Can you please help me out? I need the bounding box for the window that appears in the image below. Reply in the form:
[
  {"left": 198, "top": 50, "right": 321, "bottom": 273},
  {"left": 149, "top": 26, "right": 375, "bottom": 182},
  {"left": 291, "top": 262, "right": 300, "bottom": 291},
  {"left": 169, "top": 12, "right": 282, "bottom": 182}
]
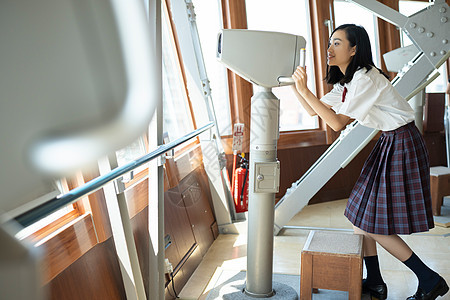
[
  {"left": 15, "top": 177, "right": 85, "bottom": 242},
  {"left": 15, "top": 197, "right": 74, "bottom": 241},
  {"left": 399, "top": 1, "right": 448, "bottom": 93},
  {"left": 193, "top": 0, "right": 232, "bottom": 136},
  {"left": 333, "top": 0, "right": 380, "bottom": 67},
  {"left": 116, "top": 136, "right": 148, "bottom": 177},
  {"left": 162, "top": 3, "right": 195, "bottom": 143},
  {"left": 245, "top": 0, "right": 319, "bottom": 131}
]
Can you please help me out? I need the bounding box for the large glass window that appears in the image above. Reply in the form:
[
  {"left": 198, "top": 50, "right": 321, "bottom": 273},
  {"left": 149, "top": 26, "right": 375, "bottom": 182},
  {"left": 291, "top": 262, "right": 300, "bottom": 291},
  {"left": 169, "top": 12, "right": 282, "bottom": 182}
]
[
  {"left": 116, "top": 136, "right": 148, "bottom": 176},
  {"left": 333, "top": 0, "right": 380, "bottom": 67},
  {"left": 245, "top": 0, "right": 318, "bottom": 131},
  {"left": 162, "top": 4, "right": 195, "bottom": 142},
  {"left": 15, "top": 200, "right": 74, "bottom": 240},
  {"left": 193, "top": 0, "right": 232, "bottom": 136},
  {"left": 15, "top": 177, "right": 81, "bottom": 241},
  {"left": 399, "top": 1, "right": 447, "bottom": 93}
]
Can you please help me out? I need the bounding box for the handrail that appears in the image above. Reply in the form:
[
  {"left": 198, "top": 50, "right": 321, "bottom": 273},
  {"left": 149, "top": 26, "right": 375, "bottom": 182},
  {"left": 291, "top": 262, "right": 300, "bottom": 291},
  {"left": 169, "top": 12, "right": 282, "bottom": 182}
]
[{"left": 15, "top": 122, "right": 215, "bottom": 227}]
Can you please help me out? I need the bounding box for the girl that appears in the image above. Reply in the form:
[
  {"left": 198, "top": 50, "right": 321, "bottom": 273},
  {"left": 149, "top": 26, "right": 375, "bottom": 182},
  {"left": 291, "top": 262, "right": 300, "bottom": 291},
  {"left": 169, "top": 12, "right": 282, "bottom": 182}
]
[{"left": 292, "top": 24, "right": 448, "bottom": 300}]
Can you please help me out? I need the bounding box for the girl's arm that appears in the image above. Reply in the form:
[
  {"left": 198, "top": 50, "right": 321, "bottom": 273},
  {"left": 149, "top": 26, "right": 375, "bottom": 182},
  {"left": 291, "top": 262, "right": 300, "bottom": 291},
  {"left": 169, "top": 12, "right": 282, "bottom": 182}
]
[
  {"left": 300, "top": 89, "right": 350, "bottom": 131},
  {"left": 290, "top": 85, "right": 317, "bottom": 116},
  {"left": 292, "top": 66, "right": 350, "bottom": 131}
]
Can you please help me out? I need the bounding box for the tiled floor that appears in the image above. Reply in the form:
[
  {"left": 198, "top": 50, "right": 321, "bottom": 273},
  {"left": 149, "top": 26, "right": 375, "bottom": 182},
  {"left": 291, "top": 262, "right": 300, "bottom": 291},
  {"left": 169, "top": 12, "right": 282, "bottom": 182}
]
[{"left": 178, "top": 199, "right": 450, "bottom": 300}]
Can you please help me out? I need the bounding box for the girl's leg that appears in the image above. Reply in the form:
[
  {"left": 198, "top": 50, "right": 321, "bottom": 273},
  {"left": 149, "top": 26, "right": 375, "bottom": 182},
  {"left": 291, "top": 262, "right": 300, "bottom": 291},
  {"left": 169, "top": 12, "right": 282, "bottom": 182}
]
[
  {"left": 361, "top": 230, "right": 412, "bottom": 261},
  {"left": 354, "top": 226, "right": 378, "bottom": 256},
  {"left": 357, "top": 227, "right": 446, "bottom": 297},
  {"left": 353, "top": 226, "right": 385, "bottom": 288}
]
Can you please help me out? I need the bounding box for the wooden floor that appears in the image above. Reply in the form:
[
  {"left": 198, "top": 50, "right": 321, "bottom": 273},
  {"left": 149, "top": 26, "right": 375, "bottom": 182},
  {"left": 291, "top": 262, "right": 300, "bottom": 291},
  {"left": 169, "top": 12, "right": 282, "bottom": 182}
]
[{"left": 178, "top": 199, "right": 450, "bottom": 300}]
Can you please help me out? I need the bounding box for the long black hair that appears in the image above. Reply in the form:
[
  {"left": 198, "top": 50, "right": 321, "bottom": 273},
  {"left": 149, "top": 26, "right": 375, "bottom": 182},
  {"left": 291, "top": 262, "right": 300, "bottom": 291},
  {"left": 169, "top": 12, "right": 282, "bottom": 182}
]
[{"left": 325, "top": 24, "right": 388, "bottom": 85}]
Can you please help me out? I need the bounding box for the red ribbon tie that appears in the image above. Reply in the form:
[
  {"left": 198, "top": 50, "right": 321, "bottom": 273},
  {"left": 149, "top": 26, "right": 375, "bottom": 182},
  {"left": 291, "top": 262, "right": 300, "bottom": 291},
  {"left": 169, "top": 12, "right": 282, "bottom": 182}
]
[{"left": 342, "top": 86, "right": 347, "bottom": 103}]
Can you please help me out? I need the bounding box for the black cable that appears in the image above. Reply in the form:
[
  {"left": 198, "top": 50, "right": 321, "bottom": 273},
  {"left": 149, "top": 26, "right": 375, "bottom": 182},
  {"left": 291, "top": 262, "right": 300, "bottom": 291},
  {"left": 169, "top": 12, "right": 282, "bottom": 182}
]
[
  {"left": 240, "top": 167, "right": 249, "bottom": 204},
  {"left": 170, "top": 272, "right": 179, "bottom": 299},
  {"left": 167, "top": 286, "right": 176, "bottom": 299},
  {"left": 239, "top": 156, "right": 249, "bottom": 206}
]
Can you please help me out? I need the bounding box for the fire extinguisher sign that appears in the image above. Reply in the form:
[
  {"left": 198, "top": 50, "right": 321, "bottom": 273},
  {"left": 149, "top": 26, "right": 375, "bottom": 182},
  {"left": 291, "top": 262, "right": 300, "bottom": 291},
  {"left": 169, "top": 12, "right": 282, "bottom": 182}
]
[{"left": 232, "top": 123, "right": 244, "bottom": 153}]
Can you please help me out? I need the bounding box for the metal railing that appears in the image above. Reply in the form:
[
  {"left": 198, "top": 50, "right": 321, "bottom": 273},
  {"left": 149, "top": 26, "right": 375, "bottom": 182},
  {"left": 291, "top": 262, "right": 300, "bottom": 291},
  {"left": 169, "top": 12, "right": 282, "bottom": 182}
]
[{"left": 15, "top": 122, "right": 215, "bottom": 227}]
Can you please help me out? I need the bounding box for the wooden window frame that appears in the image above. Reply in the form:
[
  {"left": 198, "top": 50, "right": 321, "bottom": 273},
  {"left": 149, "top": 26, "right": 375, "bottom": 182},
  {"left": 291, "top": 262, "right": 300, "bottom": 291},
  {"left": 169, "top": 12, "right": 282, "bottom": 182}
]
[
  {"left": 22, "top": 176, "right": 89, "bottom": 247},
  {"left": 221, "top": 0, "right": 253, "bottom": 153},
  {"left": 162, "top": 0, "right": 218, "bottom": 188},
  {"left": 164, "top": 0, "right": 197, "bottom": 131},
  {"left": 220, "top": 0, "right": 333, "bottom": 152},
  {"left": 26, "top": 146, "right": 153, "bottom": 285},
  {"left": 23, "top": 171, "right": 111, "bottom": 284},
  {"left": 220, "top": 0, "right": 407, "bottom": 152},
  {"left": 376, "top": 0, "right": 401, "bottom": 80}
]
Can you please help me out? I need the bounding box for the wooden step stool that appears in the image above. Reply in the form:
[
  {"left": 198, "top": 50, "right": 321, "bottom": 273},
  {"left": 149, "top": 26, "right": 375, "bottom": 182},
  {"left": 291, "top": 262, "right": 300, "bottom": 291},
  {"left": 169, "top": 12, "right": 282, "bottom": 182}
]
[
  {"left": 430, "top": 166, "right": 450, "bottom": 216},
  {"left": 300, "top": 231, "right": 363, "bottom": 300}
]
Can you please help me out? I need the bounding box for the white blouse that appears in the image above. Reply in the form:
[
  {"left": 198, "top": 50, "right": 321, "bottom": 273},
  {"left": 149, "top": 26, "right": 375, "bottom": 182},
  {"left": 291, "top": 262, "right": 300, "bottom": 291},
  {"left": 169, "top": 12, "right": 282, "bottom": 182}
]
[{"left": 321, "top": 67, "right": 415, "bottom": 131}]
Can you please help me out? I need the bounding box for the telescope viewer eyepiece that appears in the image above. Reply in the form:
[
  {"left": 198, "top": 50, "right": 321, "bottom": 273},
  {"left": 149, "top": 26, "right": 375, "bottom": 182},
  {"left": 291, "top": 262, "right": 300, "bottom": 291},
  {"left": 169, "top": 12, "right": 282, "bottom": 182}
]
[{"left": 217, "top": 29, "right": 306, "bottom": 88}]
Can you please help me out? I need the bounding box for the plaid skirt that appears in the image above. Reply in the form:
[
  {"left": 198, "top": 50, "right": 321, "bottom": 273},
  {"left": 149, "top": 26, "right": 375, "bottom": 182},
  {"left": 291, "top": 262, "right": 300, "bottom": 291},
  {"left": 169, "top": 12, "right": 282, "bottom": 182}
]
[{"left": 344, "top": 122, "right": 434, "bottom": 235}]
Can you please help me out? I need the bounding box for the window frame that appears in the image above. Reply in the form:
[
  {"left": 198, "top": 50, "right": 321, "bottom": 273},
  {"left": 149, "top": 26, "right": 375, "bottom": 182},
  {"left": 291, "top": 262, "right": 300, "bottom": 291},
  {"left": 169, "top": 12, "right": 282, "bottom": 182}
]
[
  {"left": 221, "top": 0, "right": 331, "bottom": 151},
  {"left": 220, "top": 0, "right": 404, "bottom": 150},
  {"left": 18, "top": 176, "right": 87, "bottom": 244},
  {"left": 164, "top": 0, "right": 204, "bottom": 159},
  {"left": 20, "top": 174, "right": 102, "bottom": 284}
]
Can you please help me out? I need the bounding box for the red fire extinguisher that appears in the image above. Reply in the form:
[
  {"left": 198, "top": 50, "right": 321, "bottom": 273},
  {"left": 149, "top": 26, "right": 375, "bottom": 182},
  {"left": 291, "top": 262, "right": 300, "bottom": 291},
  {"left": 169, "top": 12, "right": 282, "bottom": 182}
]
[{"left": 233, "top": 154, "right": 249, "bottom": 213}]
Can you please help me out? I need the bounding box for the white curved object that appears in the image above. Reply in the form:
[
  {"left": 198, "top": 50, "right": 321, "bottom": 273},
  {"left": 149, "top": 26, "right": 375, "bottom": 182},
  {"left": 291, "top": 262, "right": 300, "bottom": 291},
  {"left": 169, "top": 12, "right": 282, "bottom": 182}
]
[
  {"left": 0, "top": 0, "right": 157, "bottom": 216},
  {"left": 29, "top": 0, "right": 157, "bottom": 175}
]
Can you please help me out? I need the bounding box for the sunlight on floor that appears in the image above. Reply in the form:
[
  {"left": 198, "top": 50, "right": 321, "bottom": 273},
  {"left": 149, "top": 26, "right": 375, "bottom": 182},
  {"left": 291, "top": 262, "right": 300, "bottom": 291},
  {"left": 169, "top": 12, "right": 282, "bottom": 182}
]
[{"left": 178, "top": 199, "right": 450, "bottom": 300}]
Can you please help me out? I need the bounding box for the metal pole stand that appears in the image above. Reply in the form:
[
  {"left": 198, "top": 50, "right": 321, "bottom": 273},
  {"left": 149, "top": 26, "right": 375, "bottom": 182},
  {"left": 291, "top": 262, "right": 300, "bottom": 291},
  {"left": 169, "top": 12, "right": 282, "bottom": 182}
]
[
  {"left": 205, "top": 87, "right": 298, "bottom": 299},
  {"left": 206, "top": 85, "right": 300, "bottom": 300},
  {"left": 243, "top": 86, "right": 297, "bottom": 299}
]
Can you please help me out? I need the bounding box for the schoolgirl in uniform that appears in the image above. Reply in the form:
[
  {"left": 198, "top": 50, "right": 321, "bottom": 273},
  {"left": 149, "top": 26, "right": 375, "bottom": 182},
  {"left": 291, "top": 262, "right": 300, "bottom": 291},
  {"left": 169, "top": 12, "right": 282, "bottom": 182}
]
[{"left": 291, "top": 24, "right": 449, "bottom": 300}]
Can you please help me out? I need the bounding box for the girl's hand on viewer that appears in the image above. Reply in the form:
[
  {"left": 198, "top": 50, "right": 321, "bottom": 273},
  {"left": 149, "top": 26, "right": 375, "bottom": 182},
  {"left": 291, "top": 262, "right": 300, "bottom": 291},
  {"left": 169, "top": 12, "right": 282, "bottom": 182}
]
[{"left": 292, "top": 66, "right": 308, "bottom": 96}]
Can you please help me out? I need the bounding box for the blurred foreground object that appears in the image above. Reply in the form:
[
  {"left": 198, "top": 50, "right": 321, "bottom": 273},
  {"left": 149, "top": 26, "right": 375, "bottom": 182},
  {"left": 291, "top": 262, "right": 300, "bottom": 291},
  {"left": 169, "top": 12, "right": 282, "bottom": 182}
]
[{"left": 0, "top": 0, "right": 157, "bottom": 217}]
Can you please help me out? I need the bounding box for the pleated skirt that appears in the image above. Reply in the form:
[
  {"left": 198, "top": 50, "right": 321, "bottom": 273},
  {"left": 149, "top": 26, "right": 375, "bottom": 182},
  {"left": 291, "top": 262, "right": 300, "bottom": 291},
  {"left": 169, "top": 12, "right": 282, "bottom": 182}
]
[{"left": 344, "top": 122, "right": 434, "bottom": 235}]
